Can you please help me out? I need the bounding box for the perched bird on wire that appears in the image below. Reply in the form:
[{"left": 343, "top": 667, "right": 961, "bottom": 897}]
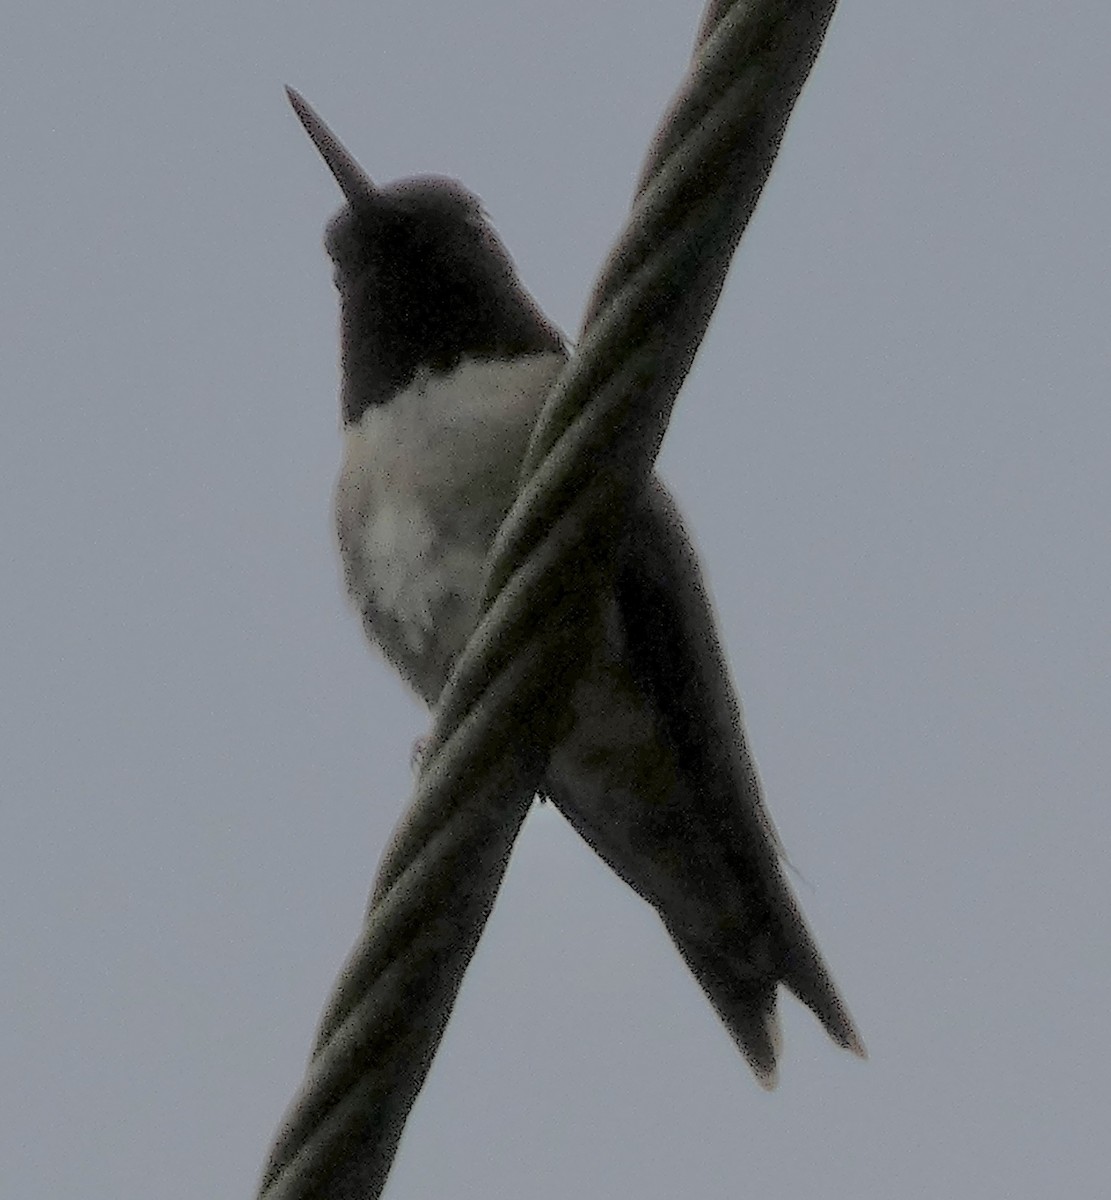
[{"left": 286, "top": 86, "right": 864, "bottom": 1087}]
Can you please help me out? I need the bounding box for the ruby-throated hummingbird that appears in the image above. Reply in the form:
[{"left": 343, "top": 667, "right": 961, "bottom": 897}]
[{"left": 286, "top": 86, "right": 863, "bottom": 1087}]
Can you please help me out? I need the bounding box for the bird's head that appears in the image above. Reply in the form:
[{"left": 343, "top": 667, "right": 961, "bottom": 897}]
[{"left": 287, "top": 87, "right": 563, "bottom": 422}]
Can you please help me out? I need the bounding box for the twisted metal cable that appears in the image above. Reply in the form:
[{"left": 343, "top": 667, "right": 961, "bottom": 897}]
[{"left": 256, "top": 3, "right": 839, "bottom": 1196}]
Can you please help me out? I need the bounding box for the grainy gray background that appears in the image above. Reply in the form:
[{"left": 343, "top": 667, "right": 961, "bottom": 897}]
[{"left": 3, "top": 3, "right": 1109, "bottom": 1196}]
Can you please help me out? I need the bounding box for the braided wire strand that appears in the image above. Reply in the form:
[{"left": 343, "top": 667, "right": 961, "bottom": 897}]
[{"left": 257, "top": 3, "right": 839, "bottom": 1196}]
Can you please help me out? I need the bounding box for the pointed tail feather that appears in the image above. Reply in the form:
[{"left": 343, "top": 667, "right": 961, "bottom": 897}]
[
  {"left": 668, "top": 914, "right": 865, "bottom": 1087},
  {"left": 776, "top": 907, "right": 868, "bottom": 1061},
  {"left": 671, "top": 934, "right": 784, "bottom": 1088}
]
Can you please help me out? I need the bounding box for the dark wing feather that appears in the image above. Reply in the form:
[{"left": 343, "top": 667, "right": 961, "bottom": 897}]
[{"left": 549, "top": 475, "right": 863, "bottom": 1079}]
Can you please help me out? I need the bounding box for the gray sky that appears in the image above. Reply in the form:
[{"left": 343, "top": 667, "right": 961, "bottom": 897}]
[{"left": 3, "top": 2, "right": 1109, "bottom": 1197}]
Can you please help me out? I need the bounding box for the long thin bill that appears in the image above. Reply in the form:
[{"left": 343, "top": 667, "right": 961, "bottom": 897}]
[{"left": 285, "top": 86, "right": 379, "bottom": 212}]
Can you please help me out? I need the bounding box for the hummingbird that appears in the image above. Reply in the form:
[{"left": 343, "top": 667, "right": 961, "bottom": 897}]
[{"left": 286, "top": 86, "right": 864, "bottom": 1087}]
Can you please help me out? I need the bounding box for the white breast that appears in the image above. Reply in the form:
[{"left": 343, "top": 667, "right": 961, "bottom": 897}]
[{"left": 335, "top": 352, "right": 566, "bottom": 700}]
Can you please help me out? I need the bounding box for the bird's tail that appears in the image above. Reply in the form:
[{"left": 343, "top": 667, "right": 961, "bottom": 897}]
[{"left": 665, "top": 904, "right": 866, "bottom": 1088}]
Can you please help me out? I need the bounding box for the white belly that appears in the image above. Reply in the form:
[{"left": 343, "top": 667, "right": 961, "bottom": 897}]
[{"left": 335, "top": 352, "right": 566, "bottom": 700}]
